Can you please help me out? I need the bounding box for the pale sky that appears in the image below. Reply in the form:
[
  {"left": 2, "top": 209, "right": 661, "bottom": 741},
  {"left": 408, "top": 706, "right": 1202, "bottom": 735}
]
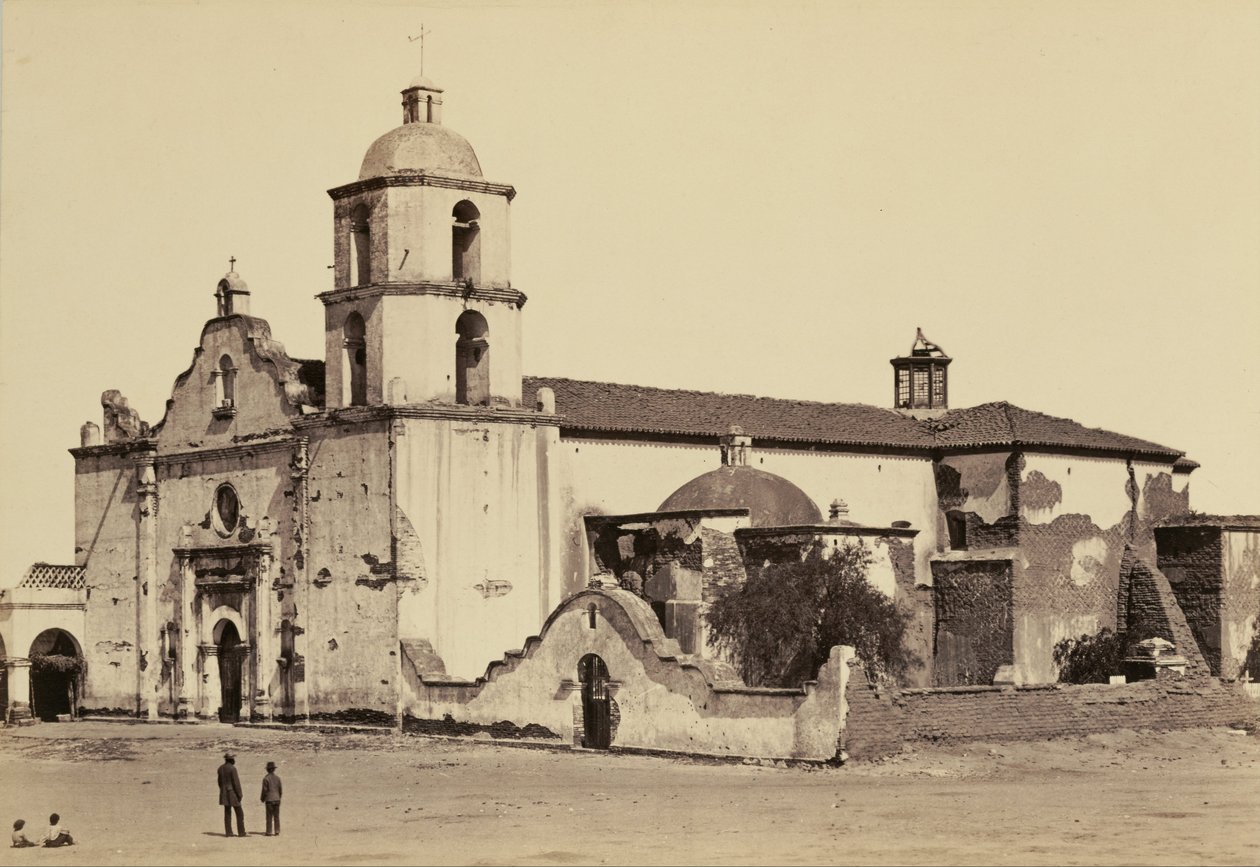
[{"left": 1, "top": 0, "right": 1258, "bottom": 585}]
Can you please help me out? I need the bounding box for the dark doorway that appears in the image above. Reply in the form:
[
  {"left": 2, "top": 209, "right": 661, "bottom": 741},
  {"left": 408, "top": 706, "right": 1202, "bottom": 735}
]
[
  {"left": 217, "top": 621, "right": 244, "bottom": 724},
  {"left": 29, "top": 630, "right": 80, "bottom": 722},
  {"left": 578, "top": 654, "right": 611, "bottom": 750}
]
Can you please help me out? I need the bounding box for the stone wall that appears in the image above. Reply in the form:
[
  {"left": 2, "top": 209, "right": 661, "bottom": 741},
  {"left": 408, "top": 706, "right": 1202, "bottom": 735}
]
[{"left": 843, "top": 662, "right": 1258, "bottom": 761}]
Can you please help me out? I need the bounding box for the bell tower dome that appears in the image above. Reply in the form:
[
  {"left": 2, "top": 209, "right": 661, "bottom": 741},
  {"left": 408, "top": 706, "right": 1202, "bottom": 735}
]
[{"left": 319, "top": 77, "right": 524, "bottom": 409}]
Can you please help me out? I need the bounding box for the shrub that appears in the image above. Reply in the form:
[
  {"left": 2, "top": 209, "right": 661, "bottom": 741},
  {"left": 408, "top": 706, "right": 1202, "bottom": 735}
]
[
  {"left": 706, "top": 541, "right": 918, "bottom": 687},
  {"left": 1052, "top": 629, "right": 1126, "bottom": 684}
]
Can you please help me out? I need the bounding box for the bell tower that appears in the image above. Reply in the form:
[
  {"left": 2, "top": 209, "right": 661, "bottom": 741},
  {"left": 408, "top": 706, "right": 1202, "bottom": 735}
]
[{"left": 320, "top": 77, "right": 524, "bottom": 408}]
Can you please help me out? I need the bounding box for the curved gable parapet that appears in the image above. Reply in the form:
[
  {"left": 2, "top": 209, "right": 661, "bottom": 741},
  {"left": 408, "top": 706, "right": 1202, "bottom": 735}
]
[
  {"left": 436, "top": 587, "right": 780, "bottom": 696},
  {"left": 149, "top": 314, "right": 321, "bottom": 444}
]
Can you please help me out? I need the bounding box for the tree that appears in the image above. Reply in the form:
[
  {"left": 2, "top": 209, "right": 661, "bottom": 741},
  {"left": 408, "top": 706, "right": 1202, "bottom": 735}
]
[{"left": 706, "top": 541, "right": 918, "bottom": 687}]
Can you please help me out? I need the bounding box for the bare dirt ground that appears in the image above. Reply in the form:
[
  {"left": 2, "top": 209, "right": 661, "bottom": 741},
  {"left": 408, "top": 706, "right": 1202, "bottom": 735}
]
[{"left": 1, "top": 721, "right": 1258, "bottom": 866}]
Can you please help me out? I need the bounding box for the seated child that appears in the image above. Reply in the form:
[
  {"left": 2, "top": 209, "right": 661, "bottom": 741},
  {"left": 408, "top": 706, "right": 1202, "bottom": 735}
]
[
  {"left": 43, "top": 813, "right": 74, "bottom": 847},
  {"left": 11, "top": 819, "right": 39, "bottom": 848}
]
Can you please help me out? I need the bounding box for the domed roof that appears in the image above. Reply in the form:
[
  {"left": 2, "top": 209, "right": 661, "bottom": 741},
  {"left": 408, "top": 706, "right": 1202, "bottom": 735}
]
[
  {"left": 359, "top": 123, "right": 482, "bottom": 180},
  {"left": 658, "top": 466, "right": 823, "bottom": 528},
  {"left": 407, "top": 75, "right": 442, "bottom": 91},
  {"left": 217, "top": 270, "right": 248, "bottom": 293}
]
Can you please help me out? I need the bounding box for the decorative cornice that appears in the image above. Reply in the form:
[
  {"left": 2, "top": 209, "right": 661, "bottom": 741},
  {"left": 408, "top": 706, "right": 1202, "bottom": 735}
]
[
  {"left": 154, "top": 437, "right": 301, "bottom": 467},
  {"left": 735, "top": 524, "right": 919, "bottom": 539},
  {"left": 316, "top": 281, "right": 527, "bottom": 308},
  {"left": 0, "top": 602, "right": 87, "bottom": 611},
  {"left": 70, "top": 440, "right": 155, "bottom": 459},
  {"left": 293, "top": 403, "right": 561, "bottom": 430},
  {"left": 328, "top": 173, "right": 516, "bottom": 201},
  {"left": 174, "top": 543, "right": 273, "bottom": 559}
]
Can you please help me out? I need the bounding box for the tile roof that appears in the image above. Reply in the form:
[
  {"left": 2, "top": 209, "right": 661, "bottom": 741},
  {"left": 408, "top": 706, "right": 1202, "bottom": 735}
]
[
  {"left": 523, "top": 376, "right": 930, "bottom": 448},
  {"left": 926, "top": 402, "right": 1182, "bottom": 458},
  {"left": 522, "top": 377, "right": 1184, "bottom": 460},
  {"left": 19, "top": 563, "right": 86, "bottom": 590}
]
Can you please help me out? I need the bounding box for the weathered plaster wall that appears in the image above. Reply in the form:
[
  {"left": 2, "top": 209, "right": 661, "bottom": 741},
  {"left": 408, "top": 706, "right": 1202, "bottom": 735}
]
[
  {"left": 151, "top": 449, "right": 295, "bottom": 717},
  {"left": 555, "top": 438, "right": 938, "bottom": 597},
  {"left": 556, "top": 438, "right": 717, "bottom": 595},
  {"left": 1013, "top": 455, "right": 1187, "bottom": 684},
  {"left": 931, "top": 558, "right": 1014, "bottom": 686},
  {"left": 1222, "top": 530, "right": 1260, "bottom": 680},
  {"left": 395, "top": 416, "right": 555, "bottom": 681},
  {"left": 735, "top": 531, "right": 910, "bottom": 599},
  {"left": 304, "top": 422, "right": 399, "bottom": 713},
  {"left": 1020, "top": 455, "right": 1133, "bottom": 529},
  {"left": 74, "top": 451, "right": 142, "bottom": 710},
  {"left": 757, "top": 451, "right": 936, "bottom": 580},
  {"left": 380, "top": 186, "right": 512, "bottom": 289},
  {"left": 157, "top": 317, "right": 301, "bottom": 451},
  {"left": 401, "top": 588, "right": 851, "bottom": 760},
  {"left": 0, "top": 588, "right": 86, "bottom": 664},
  {"left": 378, "top": 294, "right": 523, "bottom": 406},
  {"left": 323, "top": 296, "right": 384, "bottom": 409},
  {"left": 332, "top": 185, "right": 512, "bottom": 290}
]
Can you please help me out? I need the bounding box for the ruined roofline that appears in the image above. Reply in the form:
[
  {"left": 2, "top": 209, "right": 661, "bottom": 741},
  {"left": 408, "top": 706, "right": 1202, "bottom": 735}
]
[{"left": 1155, "top": 514, "right": 1260, "bottom": 531}]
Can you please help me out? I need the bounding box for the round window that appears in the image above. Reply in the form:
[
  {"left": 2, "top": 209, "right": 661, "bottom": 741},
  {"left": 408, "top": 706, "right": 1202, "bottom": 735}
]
[{"left": 213, "top": 484, "right": 240, "bottom": 537}]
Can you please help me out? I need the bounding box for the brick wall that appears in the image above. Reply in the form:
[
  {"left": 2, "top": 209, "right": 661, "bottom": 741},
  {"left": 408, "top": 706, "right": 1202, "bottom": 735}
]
[
  {"left": 932, "top": 560, "right": 1013, "bottom": 686},
  {"left": 843, "top": 661, "right": 1256, "bottom": 761},
  {"left": 1155, "top": 526, "right": 1224, "bottom": 674},
  {"left": 1122, "top": 548, "right": 1210, "bottom": 678}
]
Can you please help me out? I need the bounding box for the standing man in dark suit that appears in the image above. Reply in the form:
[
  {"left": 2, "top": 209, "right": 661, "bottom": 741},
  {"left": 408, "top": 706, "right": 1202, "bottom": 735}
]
[
  {"left": 260, "top": 760, "right": 283, "bottom": 836},
  {"left": 217, "top": 752, "right": 246, "bottom": 837}
]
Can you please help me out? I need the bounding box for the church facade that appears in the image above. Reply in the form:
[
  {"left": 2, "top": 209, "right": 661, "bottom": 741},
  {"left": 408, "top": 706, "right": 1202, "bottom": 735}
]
[{"left": 3, "top": 76, "right": 1256, "bottom": 752}]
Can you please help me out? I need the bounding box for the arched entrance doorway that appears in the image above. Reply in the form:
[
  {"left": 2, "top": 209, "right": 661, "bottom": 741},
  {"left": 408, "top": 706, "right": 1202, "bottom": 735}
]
[
  {"left": 215, "top": 621, "right": 244, "bottom": 724},
  {"left": 578, "top": 654, "right": 611, "bottom": 750},
  {"left": 28, "top": 629, "right": 82, "bottom": 722}
]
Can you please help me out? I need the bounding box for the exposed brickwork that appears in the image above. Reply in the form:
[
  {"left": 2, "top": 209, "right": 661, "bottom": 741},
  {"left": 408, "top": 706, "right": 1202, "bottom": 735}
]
[
  {"left": 736, "top": 532, "right": 813, "bottom": 572},
  {"left": 932, "top": 560, "right": 1013, "bottom": 686},
  {"left": 1016, "top": 515, "right": 1123, "bottom": 620},
  {"left": 1156, "top": 526, "right": 1224, "bottom": 674},
  {"left": 844, "top": 660, "right": 1258, "bottom": 760},
  {"left": 1157, "top": 524, "right": 1260, "bottom": 680},
  {"left": 698, "top": 527, "right": 746, "bottom": 604},
  {"left": 841, "top": 664, "right": 910, "bottom": 760},
  {"left": 589, "top": 517, "right": 704, "bottom": 581},
  {"left": 1121, "top": 548, "right": 1210, "bottom": 679}
]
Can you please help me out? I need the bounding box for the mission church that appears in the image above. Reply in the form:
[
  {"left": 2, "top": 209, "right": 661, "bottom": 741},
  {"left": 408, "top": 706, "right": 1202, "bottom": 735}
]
[{"left": 3, "top": 74, "right": 1255, "bottom": 756}]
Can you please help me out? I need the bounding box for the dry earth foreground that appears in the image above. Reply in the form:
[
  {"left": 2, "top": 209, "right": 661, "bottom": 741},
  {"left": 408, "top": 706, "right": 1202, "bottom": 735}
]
[{"left": 1, "top": 722, "right": 1258, "bottom": 866}]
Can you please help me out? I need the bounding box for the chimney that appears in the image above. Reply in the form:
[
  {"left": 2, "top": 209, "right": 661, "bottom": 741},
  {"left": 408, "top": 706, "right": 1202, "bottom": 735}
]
[{"left": 829, "top": 499, "right": 850, "bottom": 523}]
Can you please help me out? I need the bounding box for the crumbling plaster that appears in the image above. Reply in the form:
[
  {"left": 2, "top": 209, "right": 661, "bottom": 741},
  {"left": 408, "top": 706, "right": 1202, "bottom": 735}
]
[
  {"left": 401, "top": 587, "right": 852, "bottom": 760},
  {"left": 556, "top": 438, "right": 939, "bottom": 597}
]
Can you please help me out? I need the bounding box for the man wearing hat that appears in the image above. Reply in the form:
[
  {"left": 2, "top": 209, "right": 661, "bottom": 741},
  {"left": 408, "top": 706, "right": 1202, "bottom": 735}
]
[
  {"left": 260, "top": 761, "right": 283, "bottom": 836},
  {"left": 217, "top": 752, "right": 246, "bottom": 837}
]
